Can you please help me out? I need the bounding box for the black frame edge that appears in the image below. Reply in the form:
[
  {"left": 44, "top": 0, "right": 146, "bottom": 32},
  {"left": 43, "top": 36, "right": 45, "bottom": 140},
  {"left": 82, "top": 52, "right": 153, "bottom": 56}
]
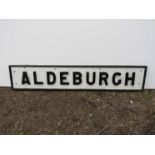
[
  {"left": 142, "top": 66, "right": 147, "bottom": 90},
  {"left": 9, "top": 65, "right": 14, "bottom": 89}
]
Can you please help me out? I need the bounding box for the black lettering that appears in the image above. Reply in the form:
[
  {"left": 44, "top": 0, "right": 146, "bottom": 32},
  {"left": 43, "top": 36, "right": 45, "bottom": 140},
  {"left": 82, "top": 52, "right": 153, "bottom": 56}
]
[
  {"left": 60, "top": 72, "right": 69, "bottom": 85},
  {"left": 86, "top": 72, "right": 96, "bottom": 85},
  {"left": 22, "top": 71, "right": 30, "bottom": 85},
  {"left": 112, "top": 72, "right": 122, "bottom": 85},
  {"left": 47, "top": 72, "right": 56, "bottom": 84},
  {"left": 125, "top": 72, "right": 135, "bottom": 86},
  {"left": 33, "top": 71, "right": 43, "bottom": 85},
  {"left": 99, "top": 72, "right": 108, "bottom": 85},
  {"left": 73, "top": 72, "right": 82, "bottom": 85}
]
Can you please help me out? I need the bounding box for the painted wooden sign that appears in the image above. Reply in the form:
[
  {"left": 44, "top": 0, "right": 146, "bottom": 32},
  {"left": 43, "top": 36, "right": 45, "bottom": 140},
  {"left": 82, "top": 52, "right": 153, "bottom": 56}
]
[{"left": 9, "top": 66, "right": 147, "bottom": 90}]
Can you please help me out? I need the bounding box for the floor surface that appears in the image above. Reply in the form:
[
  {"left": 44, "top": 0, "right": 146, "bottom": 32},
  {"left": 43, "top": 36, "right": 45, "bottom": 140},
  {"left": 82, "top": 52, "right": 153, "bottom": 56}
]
[{"left": 0, "top": 87, "right": 155, "bottom": 134}]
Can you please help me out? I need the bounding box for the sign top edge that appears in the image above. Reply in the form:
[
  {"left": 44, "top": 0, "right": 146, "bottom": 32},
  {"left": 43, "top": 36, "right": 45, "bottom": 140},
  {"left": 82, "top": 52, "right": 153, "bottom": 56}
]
[{"left": 9, "top": 65, "right": 147, "bottom": 69}]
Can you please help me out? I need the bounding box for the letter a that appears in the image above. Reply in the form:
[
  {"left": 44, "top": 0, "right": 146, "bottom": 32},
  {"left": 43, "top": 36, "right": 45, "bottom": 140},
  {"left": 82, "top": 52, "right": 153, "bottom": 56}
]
[{"left": 22, "top": 71, "right": 30, "bottom": 85}]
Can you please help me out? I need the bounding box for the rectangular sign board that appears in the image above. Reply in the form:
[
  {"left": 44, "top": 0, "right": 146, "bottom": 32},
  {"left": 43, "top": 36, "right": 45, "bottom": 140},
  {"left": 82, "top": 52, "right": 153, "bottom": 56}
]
[{"left": 9, "top": 66, "right": 147, "bottom": 90}]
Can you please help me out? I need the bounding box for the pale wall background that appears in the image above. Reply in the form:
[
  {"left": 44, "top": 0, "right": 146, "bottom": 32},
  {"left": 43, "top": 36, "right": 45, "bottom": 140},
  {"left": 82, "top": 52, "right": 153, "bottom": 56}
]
[{"left": 0, "top": 19, "right": 154, "bottom": 88}]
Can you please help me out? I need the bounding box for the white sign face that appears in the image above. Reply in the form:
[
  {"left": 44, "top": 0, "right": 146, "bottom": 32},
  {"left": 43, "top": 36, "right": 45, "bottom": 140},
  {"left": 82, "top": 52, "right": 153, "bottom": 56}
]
[{"left": 9, "top": 66, "right": 147, "bottom": 91}]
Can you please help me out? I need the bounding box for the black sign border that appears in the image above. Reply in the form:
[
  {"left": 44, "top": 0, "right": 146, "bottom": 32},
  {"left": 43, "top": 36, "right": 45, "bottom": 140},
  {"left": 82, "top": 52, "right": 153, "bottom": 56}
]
[{"left": 9, "top": 65, "right": 147, "bottom": 91}]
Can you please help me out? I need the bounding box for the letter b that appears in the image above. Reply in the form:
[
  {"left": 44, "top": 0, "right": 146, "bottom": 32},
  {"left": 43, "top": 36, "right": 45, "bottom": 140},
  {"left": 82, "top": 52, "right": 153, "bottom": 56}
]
[{"left": 73, "top": 72, "right": 82, "bottom": 85}]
